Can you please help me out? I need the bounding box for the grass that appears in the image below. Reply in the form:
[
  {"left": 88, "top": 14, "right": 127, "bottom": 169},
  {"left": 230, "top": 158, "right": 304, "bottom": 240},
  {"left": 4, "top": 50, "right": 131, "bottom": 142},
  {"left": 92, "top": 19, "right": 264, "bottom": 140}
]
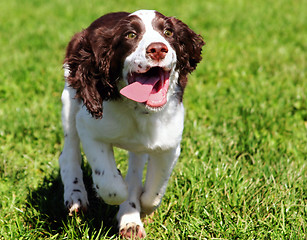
[{"left": 0, "top": 0, "right": 306, "bottom": 239}]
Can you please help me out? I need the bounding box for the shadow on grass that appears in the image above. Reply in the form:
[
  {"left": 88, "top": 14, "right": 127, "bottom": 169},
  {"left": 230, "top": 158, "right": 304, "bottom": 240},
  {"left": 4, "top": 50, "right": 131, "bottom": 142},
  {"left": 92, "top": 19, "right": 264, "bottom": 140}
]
[{"left": 25, "top": 163, "right": 119, "bottom": 238}]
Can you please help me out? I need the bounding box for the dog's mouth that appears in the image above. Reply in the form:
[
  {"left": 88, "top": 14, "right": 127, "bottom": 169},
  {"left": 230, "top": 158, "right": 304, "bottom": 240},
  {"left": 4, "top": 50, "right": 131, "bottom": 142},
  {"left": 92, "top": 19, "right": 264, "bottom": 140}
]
[{"left": 120, "top": 67, "right": 170, "bottom": 108}]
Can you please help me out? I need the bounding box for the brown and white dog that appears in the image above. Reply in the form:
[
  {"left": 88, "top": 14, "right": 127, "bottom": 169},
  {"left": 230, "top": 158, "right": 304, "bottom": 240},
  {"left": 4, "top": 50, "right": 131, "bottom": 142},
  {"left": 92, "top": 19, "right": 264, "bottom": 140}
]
[{"left": 59, "top": 10, "right": 204, "bottom": 238}]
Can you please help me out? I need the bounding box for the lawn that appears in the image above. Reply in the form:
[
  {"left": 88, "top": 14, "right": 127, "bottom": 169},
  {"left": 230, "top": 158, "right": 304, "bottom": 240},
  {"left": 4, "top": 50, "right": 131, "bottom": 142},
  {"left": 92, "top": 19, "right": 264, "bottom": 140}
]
[{"left": 0, "top": 0, "right": 306, "bottom": 239}]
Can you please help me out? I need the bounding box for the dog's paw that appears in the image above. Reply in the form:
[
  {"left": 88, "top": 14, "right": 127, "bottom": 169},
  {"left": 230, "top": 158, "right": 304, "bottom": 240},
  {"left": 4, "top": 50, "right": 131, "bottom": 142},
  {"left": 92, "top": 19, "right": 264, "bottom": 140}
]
[
  {"left": 64, "top": 185, "right": 89, "bottom": 215},
  {"left": 66, "top": 200, "right": 87, "bottom": 216},
  {"left": 119, "top": 222, "right": 146, "bottom": 239},
  {"left": 93, "top": 170, "right": 128, "bottom": 205},
  {"left": 140, "top": 191, "right": 161, "bottom": 216}
]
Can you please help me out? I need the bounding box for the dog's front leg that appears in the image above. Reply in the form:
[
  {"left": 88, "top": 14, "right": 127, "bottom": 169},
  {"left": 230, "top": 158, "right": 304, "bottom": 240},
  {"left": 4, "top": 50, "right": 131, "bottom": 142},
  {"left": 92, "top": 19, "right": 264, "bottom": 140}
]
[
  {"left": 77, "top": 133, "right": 128, "bottom": 205},
  {"left": 117, "top": 152, "right": 147, "bottom": 238},
  {"left": 59, "top": 84, "right": 89, "bottom": 215},
  {"left": 140, "top": 145, "right": 181, "bottom": 216}
]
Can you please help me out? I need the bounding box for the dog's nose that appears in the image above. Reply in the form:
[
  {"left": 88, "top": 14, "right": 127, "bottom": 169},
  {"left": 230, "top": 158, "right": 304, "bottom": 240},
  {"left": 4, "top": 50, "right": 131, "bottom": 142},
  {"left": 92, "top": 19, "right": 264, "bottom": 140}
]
[{"left": 146, "top": 42, "right": 168, "bottom": 61}]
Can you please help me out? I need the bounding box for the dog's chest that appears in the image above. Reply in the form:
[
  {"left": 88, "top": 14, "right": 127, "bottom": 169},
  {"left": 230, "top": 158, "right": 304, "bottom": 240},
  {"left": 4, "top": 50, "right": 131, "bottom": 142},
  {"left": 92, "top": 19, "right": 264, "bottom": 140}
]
[{"left": 76, "top": 101, "right": 184, "bottom": 153}]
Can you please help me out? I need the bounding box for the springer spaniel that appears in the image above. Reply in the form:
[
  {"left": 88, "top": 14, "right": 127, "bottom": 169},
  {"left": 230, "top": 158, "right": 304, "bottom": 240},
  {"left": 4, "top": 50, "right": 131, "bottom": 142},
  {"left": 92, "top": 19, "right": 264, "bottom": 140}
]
[{"left": 59, "top": 10, "right": 204, "bottom": 238}]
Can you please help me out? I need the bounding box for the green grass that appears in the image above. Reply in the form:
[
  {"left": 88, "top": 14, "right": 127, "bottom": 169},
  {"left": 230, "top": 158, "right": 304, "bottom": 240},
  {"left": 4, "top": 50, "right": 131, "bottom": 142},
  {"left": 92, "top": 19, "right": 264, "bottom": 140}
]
[{"left": 0, "top": 0, "right": 306, "bottom": 239}]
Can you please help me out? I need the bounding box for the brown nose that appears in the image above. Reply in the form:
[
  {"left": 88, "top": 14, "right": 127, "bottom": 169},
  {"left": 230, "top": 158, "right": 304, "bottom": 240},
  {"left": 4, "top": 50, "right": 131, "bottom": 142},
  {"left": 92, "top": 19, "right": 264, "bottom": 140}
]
[{"left": 146, "top": 42, "right": 168, "bottom": 61}]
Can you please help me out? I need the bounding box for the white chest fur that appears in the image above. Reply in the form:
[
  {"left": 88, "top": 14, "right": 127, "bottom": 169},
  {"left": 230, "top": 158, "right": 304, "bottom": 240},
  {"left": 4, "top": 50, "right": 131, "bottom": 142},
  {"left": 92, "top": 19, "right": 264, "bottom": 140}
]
[{"left": 76, "top": 98, "right": 184, "bottom": 153}]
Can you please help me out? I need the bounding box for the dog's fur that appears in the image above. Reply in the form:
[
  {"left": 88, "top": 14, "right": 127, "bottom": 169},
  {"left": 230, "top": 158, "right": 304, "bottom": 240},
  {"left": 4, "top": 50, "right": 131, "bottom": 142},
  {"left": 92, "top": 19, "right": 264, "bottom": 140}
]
[{"left": 59, "top": 10, "right": 204, "bottom": 238}]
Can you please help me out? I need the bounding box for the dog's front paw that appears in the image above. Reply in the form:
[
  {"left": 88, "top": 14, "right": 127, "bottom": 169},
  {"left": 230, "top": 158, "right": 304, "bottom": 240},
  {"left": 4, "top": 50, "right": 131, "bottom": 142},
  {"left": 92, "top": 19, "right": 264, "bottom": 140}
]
[
  {"left": 93, "top": 169, "right": 128, "bottom": 205},
  {"left": 140, "top": 191, "right": 161, "bottom": 216},
  {"left": 64, "top": 184, "right": 89, "bottom": 215},
  {"left": 119, "top": 222, "right": 146, "bottom": 239}
]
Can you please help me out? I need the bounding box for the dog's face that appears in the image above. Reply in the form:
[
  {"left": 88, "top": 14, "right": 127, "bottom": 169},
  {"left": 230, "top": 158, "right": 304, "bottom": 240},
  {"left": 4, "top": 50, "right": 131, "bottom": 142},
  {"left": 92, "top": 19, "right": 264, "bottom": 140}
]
[
  {"left": 65, "top": 10, "right": 204, "bottom": 118},
  {"left": 120, "top": 10, "right": 178, "bottom": 111}
]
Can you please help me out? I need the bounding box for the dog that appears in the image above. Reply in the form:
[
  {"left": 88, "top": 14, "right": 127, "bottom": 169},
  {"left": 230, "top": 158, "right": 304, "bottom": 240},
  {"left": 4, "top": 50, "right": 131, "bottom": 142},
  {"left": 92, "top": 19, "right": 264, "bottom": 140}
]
[{"left": 59, "top": 9, "right": 204, "bottom": 238}]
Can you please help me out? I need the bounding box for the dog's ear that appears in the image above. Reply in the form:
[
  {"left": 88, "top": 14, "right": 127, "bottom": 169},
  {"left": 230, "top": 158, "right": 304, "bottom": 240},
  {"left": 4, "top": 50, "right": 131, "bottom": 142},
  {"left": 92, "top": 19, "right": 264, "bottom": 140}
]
[
  {"left": 171, "top": 17, "right": 205, "bottom": 74},
  {"left": 65, "top": 31, "right": 107, "bottom": 118},
  {"left": 65, "top": 12, "right": 130, "bottom": 118},
  {"left": 170, "top": 18, "right": 205, "bottom": 98}
]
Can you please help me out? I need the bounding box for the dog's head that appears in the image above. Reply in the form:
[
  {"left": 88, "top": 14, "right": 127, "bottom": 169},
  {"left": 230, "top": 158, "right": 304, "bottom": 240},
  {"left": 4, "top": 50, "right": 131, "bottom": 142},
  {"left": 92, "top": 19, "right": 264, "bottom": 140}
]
[{"left": 65, "top": 10, "right": 204, "bottom": 118}]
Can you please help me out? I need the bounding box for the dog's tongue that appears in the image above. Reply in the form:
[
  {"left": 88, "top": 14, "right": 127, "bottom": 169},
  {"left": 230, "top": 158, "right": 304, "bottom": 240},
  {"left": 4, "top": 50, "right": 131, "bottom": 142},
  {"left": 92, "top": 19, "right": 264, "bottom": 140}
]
[{"left": 120, "top": 76, "right": 160, "bottom": 103}]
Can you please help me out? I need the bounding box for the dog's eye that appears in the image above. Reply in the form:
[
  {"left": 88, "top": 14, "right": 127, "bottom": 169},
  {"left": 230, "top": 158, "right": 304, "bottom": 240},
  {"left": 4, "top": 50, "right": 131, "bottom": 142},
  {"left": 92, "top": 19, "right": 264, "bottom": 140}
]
[
  {"left": 126, "top": 32, "right": 137, "bottom": 39},
  {"left": 163, "top": 29, "right": 173, "bottom": 37}
]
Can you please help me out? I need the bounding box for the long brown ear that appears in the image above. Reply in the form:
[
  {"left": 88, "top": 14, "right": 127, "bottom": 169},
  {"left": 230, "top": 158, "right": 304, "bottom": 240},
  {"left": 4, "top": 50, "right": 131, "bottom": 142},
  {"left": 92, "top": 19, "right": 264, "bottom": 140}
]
[
  {"left": 170, "top": 18, "right": 205, "bottom": 99},
  {"left": 64, "top": 12, "right": 130, "bottom": 118}
]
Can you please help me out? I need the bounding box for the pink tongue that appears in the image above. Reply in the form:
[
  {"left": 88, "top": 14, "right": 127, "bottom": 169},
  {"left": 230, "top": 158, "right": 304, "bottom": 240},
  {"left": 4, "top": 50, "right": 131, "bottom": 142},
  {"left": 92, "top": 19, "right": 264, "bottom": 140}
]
[{"left": 120, "top": 76, "right": 160, "bottom": 103}]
